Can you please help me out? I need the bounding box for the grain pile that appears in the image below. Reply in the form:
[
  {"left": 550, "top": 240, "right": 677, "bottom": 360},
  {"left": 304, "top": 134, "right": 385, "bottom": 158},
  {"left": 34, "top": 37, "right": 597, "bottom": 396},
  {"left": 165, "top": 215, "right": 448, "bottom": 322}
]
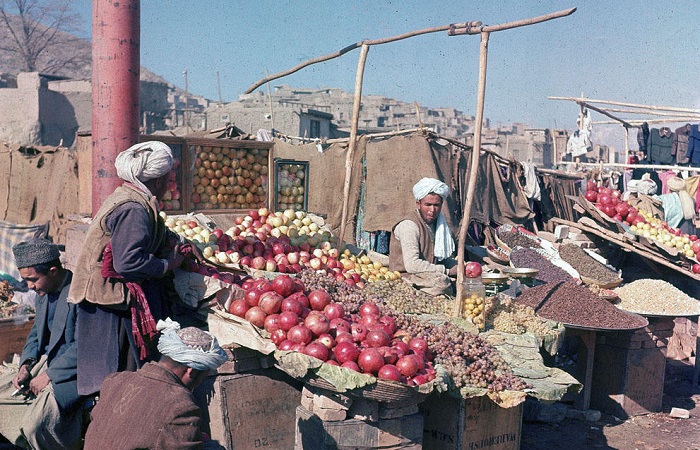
[
  {"left": 558, "top": 243, "right": 620, "bottom": 284},
  {"left": 614, "top": 279, "right": 700, "bottom": 316},
  {"left": 510, "top": 248, "right": 573, "bottom": 283},
  {"left": 497, "top": 228, "right": 541, "bottom": 250},
  {"left": 516, "top": 281, "right": 647, "bottom": 329}
]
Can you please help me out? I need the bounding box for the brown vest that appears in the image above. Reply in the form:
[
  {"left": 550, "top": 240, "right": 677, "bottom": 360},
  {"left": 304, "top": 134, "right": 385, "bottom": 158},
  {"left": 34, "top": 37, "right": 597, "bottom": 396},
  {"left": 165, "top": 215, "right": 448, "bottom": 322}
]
[
  {"left": 389, "top": 210, "right": 436, "bottom": 274},
  {"left": 67, "top": 185, "right": 167, "bottom": 307}
]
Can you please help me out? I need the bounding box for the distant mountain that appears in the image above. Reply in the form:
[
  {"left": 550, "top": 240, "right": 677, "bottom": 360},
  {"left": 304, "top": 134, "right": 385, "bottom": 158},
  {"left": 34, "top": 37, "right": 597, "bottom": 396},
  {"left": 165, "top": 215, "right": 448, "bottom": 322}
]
[{"left": 0, "top": 13, "right": 181, "bottom": 87}]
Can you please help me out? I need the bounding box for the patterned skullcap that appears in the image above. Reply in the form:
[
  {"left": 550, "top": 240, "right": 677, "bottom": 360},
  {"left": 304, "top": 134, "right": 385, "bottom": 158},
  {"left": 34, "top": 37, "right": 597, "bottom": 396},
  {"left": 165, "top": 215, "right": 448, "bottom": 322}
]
[{"left": 12, "top": 238, "right": 60, "bottom": 269}]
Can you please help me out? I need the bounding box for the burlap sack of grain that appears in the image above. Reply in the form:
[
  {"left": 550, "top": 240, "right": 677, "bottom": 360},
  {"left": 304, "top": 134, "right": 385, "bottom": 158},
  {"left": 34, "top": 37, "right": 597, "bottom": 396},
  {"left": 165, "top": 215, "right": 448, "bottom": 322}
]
[{"left": 272, "top": 138, "right": 364, "bottom": 242}]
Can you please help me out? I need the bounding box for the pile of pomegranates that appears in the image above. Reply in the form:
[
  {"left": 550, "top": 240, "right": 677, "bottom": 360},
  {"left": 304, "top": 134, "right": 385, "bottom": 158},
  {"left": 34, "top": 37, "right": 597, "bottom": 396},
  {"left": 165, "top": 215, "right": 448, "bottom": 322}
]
[{"left": 228, "top": 274, "right": 436, "bottom": 386}]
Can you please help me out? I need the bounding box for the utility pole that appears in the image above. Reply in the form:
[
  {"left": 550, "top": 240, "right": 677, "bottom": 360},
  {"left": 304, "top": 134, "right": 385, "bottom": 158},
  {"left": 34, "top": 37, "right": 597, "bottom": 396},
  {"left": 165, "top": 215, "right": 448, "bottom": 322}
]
[
  {"left": 217, "top": 71, "right": 223, "bottom": 106},
  {"left": 183, "top": 67, "right": 189, "bottom": 132}
]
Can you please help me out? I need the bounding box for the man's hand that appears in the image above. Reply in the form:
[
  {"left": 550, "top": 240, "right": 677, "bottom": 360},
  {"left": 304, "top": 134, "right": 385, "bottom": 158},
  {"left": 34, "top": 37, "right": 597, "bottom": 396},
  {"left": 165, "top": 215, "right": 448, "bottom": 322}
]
[
  {"left": 28, "top": 372, "right": 50, "bottom": 395},
  {"left": 12, "top": 364, "right": 30, "bottom": 391},
  {"left": 166, "top": 245, "right": 185, "bottom": 272},
  {"left": 448, "top": 266, "right": 459, "bottom": 277}
]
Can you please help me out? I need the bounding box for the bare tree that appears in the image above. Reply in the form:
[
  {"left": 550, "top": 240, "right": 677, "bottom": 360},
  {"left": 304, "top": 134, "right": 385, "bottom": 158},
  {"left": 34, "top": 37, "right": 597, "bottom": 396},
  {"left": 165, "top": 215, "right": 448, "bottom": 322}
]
[{"left": 0, "top": 0, "right": 85, "bottom": 73}]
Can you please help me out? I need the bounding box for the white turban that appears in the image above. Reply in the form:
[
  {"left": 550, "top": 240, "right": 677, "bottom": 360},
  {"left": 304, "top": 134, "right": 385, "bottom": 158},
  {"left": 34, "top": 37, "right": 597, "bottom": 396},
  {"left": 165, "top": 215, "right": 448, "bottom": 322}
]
[
  {"left": 157, "top": 319, "right": 228, "bottom": 371},
  {"left": 413, "top": 177, "right": 451, "bottom": 201},
  {"left": 115, "top": 141, "right": 173, "bottom": 196},
  {"left": 412, "top": 178, "right": 455, "bottom": 260}
]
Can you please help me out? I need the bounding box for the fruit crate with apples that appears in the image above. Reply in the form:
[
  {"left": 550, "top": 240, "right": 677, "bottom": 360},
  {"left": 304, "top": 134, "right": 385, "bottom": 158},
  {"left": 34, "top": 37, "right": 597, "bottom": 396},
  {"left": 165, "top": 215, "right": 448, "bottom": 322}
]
[{"left": 274, "top": 159, "right": 309, "bottom": 212}]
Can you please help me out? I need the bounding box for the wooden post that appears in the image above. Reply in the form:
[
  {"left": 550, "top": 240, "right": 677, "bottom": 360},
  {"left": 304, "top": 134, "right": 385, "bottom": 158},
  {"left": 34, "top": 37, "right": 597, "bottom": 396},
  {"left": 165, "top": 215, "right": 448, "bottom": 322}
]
[
  {"left": 338, "top": 44, "right": 370, "bottom": 247},
  {"left": 455, "top": 30, "right": 490, "bottom": 315},
  {"left": 624, "top": 127, "right": 630, "bottom": 164}
]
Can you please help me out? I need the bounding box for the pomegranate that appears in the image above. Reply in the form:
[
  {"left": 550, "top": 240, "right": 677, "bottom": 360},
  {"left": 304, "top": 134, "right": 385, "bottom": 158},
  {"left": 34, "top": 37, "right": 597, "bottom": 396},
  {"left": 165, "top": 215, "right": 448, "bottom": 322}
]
[
  {"left": 358, "top": 348, "right": 385, "bottom": 375},
  {"left": 280, "top": 297, "right": 303, "bottom": 316},
  {"left": 378, "top": 364, "right": 402, "bottom": 382},
  {"left": 464, "top": 261, "right": 482, "bottom": 278},
  {"left": 303, "top": 342, "right": 329, "bottom": 362},
  {"left": 258, "top": 291, "right": 283, "bottom": 315},
  {"left": 278, "top": 311, "right": 300, "bottom": 332},
  {"left": 323, "top": 303, "right": 346, "bottom": 321},
  {"left": 333, "top": 341, "right": 360, "bottom": 364},
  {"left": 304, "top": 311, "right": 331, "bottom": 337},
  {"left": 359, "top": 302, "right": 380, "bottom": 317},
  {"left": 340, "top": 361, "right": 360, "bottom": 372},
  {"left": 244, "top": 306, "right": 266, "bottom": 328},
  {"left": 365, "top": 329, "right": 391, "bottom": 348},
  {"left": 288, "top": 325, "right": 313, "bottom": 345},
  {"left": 271, "top": 275, "right": 296, "bottom": 297},
  {"left": 396, "top": 355, "right": 419, "bottom": 378},
  {"left": 308, "top": 290, "right": 332, "bottom": 311},
  {"left": 228, "top": 299, "right": 249, "bottom": 318},
  {"left": 263, "top": 314, "right": 281, "bottom": 332}
]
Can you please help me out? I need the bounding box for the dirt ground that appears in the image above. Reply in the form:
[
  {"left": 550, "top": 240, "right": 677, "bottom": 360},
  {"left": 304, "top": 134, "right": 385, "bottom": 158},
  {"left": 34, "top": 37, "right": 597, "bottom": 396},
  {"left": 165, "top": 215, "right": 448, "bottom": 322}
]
[{"left": 521, "top": 360, "right": 700, "bottom": 450}]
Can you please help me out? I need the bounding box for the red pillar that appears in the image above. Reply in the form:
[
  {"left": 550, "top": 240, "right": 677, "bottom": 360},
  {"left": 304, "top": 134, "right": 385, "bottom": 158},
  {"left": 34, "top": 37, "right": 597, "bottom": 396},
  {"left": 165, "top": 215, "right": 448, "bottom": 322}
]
[{"left": 91, "top": 0, "right": 140, "bottom": 214}]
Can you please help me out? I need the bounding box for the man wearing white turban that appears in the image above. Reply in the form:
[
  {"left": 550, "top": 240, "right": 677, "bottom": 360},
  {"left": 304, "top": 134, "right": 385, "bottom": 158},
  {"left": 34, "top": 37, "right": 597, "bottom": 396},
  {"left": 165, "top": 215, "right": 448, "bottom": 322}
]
[
  {"left": 84, "top": 319, "right": 228, "bottom": 449},
  {"left": 68, "top": 141, "right": 185, "bottom": 400},
  {"left": 389, "top": 177, "right": 457, "bottom": 296}
]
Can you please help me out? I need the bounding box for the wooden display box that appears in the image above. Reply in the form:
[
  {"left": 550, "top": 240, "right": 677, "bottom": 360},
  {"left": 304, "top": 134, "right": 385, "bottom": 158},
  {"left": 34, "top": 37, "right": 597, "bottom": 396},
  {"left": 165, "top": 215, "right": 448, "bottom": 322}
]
[
  {"left": 590, "top": 318, "right": 672, "bottom": 418},
  {"left": 420, "top": 393, "right": 523, "bottom": 450},
  {"left": 0, "top": 317, "right": 33, "bottom": 363},
  {"left": 295, "top": 405, "right": 423, "bottom": 450},
  {"left": 196, "top": 368, "right": 303, "bottom": 450}
]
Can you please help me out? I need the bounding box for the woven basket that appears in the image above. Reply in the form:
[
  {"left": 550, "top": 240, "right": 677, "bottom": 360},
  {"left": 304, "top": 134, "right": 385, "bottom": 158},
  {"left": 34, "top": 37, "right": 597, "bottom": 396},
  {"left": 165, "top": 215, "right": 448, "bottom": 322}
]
[{"left": 304, "top": 375, "right": 429, "bottom": 403}]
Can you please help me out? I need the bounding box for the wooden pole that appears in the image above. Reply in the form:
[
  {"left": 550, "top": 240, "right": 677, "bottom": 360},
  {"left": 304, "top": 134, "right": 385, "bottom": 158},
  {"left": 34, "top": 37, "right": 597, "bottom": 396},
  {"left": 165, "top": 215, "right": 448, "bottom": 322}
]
[
  {"left": 338, "top": 44, "right": 370, "bottom": 247},
  {"left": 455, "top": 30, "right": 490, "bottom": 316},
  {"left": 624, "top": 127, "right": 630, "bottom": 164}
]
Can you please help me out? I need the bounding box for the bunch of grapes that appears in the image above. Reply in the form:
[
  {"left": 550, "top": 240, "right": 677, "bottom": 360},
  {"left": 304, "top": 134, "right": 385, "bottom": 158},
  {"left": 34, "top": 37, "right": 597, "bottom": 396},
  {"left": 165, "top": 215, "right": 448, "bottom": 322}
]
[
  {"left": 299, "top": 269, "right": 380, "bottom": 314},
  {"left": 365, "top": 280, "right": 448, "bottom": 315},
  {"left": 394, "top": 314, "right": 529, "bottom": 392}
]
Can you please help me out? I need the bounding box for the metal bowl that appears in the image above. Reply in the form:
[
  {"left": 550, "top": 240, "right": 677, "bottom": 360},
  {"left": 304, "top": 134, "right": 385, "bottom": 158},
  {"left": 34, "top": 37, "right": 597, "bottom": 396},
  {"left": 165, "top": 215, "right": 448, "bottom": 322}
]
[
  {"left": 482, "top": 272, "right": 509, "bottom": 285},
  {"left": 501, "top": 267, "right": 539, "bottom": 279}
]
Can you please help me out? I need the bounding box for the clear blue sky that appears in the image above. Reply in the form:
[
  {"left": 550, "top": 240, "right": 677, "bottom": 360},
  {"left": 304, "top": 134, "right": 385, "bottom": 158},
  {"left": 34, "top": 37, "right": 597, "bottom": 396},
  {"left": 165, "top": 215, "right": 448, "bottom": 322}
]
[{"left": 74, "top": 1, "right": 699, "bottom": 149}]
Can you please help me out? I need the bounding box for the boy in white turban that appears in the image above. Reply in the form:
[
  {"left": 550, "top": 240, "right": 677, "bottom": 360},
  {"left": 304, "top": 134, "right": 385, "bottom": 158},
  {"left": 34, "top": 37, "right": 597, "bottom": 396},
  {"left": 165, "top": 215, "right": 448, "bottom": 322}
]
[
  {"left": 68, "top": 141, "right": 186, "bottom": 400},
  {"left": 389, "top": 177, "right": 457, "bottom": 296}
]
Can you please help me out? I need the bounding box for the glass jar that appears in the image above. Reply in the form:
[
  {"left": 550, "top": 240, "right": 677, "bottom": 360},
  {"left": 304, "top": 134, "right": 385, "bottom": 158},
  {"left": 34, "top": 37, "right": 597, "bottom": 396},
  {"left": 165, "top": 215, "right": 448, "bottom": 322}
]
[{"left": 461, "top": 277, "right": 486, "bottom": 330}]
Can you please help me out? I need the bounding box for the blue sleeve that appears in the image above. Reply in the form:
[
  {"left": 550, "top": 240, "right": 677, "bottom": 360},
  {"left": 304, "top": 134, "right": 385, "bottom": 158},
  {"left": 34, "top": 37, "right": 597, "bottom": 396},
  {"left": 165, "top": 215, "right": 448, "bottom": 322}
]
[{"left": 105, "top": 203, "right": 168, "bottom": 282}]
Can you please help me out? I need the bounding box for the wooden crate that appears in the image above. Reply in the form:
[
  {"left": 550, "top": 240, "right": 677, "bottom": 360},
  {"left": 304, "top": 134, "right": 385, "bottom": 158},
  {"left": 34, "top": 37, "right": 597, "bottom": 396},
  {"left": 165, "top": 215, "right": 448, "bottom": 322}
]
[
  {"left": 0, "top": 318, "right": 33, "bottom": 363},
  {"left": 591, "top": 319, "right": 671, "bottom": 418},
  {"left": 420, "top": 393, "right": 523, "bottom": 450},
  {"left": 295, "top": 405, "right": 423, "bottom": 450},
  {"left": 195, "top": 368, "right": 303, "bottom": 450}
]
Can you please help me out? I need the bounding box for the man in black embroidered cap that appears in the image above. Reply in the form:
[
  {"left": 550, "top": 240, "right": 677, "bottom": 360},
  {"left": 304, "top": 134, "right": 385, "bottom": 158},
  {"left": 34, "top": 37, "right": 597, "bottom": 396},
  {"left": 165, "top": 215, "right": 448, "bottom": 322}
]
[{"left": 0, "top": 238, "right": 84, "bottom": 449}]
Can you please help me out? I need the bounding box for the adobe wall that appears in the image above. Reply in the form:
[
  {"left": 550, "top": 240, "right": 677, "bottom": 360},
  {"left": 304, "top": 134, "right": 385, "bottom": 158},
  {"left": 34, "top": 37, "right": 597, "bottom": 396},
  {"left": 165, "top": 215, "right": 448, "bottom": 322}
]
[{"left": 0, "top": 72, "right": 41, "bottom": 145}]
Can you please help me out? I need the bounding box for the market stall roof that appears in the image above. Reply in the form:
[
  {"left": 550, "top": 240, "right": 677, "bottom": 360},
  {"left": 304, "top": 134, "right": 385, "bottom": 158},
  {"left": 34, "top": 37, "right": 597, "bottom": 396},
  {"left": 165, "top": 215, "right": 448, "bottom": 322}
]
[{"left": 548, "top": 96, "right": 700, "bottom": 128}]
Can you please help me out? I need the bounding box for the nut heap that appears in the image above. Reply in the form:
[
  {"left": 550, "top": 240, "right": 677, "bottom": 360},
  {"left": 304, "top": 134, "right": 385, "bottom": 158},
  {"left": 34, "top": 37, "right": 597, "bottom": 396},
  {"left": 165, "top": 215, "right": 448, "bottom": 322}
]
[
  {"left": 192, "top": 147, "right": 269, "bottom": 210},
  {"left": 276, "top": 163, "right": 306, "bottom": 210},
  {"left": 614, "top": 279, "right": 700, "bottom": 316}
]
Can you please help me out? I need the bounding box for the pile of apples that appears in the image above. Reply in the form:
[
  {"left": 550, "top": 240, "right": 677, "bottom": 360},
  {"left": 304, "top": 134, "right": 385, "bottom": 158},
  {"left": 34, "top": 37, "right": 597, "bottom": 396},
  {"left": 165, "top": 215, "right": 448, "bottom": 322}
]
[
  {"left": 584, "top": 181, "right": 700, "bottom": 265},
  {"left": 338, "top": 251, "right": 401, "bottom": 282},
  {"left": 229, "top": 274, "right": 436, "bottom": 385},
  {"left": 161, "top": 209, "right": 395, "bottom": 285}
]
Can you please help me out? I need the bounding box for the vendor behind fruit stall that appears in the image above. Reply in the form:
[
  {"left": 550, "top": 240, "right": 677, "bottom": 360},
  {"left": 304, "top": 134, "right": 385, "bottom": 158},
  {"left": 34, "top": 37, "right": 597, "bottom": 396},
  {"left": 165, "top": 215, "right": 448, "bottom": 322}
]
[
  {"left": 389, "top": 178, "right": 457, "bottom": 296},
  {"left": 67, "top": 141, "right": 185, "bottom": 400}
]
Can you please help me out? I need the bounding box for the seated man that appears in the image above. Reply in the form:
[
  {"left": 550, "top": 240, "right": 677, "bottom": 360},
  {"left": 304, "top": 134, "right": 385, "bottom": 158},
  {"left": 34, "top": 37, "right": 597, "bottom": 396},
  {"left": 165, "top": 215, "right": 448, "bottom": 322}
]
[
  {"left": 84, "top": 319, "right": 228, "bottom": 450},
  {"left": 0, "top": 238, "right": 83, "bottom": 449},
  {"left": 389, "top": 177, "right": 457, "bottom": 296}
]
